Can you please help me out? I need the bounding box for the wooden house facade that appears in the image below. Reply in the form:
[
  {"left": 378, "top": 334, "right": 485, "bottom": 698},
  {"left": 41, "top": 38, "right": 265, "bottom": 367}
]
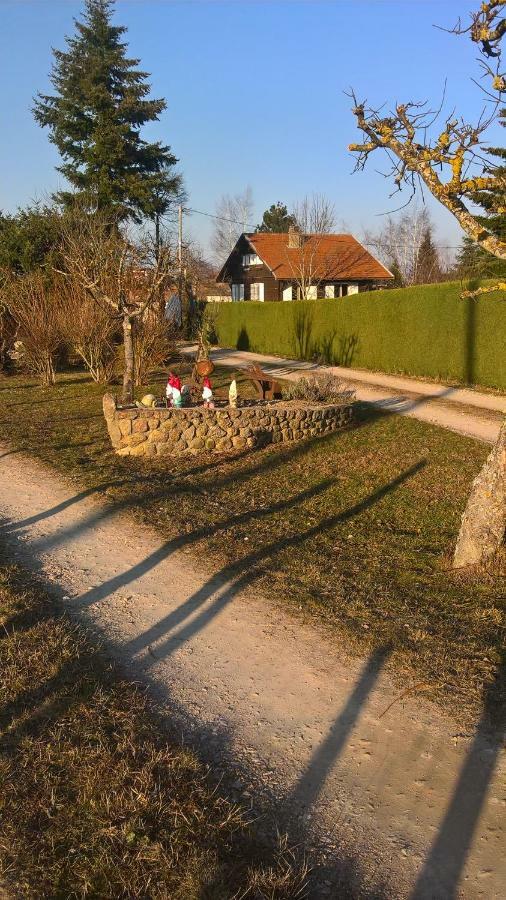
[{"left": 216, "top": 228, "right": 393, "bottom": 301}]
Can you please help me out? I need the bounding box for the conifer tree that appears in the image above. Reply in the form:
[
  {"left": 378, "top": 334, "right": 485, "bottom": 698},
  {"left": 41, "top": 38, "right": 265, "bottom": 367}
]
[
  {"left": 257, "top": 202, "right": 296, "bottom": 233},
  {"left": 34, "top": 0, "right": 181, "bottom": 221}
]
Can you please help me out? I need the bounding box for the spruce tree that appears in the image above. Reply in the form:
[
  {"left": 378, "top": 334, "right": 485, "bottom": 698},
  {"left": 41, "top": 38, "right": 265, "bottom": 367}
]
[
  {"left": 416, "top": 226, "right": 442, "bottom": 284},
  {"left": 34, "top": 0, "right": 181, "bottom": 221},
  {"left": 257, "top": 202, "right": 296, "bottom": 233}
]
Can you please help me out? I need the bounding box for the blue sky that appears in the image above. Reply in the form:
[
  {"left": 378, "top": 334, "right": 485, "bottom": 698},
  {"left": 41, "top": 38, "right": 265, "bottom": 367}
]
[{"left": 1, "top": 0, "right": 501, "bottom": 256}]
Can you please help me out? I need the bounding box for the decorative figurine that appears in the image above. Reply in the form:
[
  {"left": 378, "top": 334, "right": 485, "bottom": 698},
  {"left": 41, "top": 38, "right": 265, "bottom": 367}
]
[
  {"left": 202, "top": 375, "right": 214, "bottom": 408},
  {"left": 166, "top": 372, "right": 182, "bottom": 407},
  {"left": 229, "top": 377, "right": 238, "bottom": 408}
]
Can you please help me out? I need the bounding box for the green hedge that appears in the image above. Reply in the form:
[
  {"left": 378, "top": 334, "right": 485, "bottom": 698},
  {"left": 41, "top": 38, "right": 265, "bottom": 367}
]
[{"left": 212, "top": 281, "right": 506, "bottom": 390}]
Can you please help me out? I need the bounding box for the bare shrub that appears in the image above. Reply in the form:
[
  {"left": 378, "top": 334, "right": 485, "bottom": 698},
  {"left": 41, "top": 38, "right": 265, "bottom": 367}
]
[
  {"left": 134, "top": 311, "right": 175, "bottom": 387},
  {"left": 59, "top": 282, "right": 118, "bottom": 383},
  {"left": 5, "top": 273, "right": 64, "bottom": 385},
  {"left": 284, "top": 371, "right": 355, "bottom": 404}
]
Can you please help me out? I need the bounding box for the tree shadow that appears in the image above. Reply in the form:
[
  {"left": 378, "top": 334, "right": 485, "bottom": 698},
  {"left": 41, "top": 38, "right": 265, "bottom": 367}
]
[
  {"left": 410, "top": 649, "right": 505, "bottom": 899},
  {"left": 237, "top": 326, "right": 250, "bottom": 351},
  {"left": 293, "top": 303, "right": 314, "bottom": 359}
]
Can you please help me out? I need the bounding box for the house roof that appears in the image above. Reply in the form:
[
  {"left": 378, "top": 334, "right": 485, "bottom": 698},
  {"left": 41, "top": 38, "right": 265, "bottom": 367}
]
[{"left": 217, "top": 232, "right": 393, "bottom": 282}]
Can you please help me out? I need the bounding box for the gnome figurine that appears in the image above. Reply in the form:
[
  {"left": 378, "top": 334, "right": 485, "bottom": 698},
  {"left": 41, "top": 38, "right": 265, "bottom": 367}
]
[
  {"left": 202, "top": 376, "right": 214, "bottom": 408},
  {"left": 229, "top": 377, "right": 238, "bottom": 408}
]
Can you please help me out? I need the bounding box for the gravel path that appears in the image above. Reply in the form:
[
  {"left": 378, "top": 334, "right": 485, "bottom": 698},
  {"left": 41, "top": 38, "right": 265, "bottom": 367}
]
[
  {"left": 183, "top": 346, "right": 505, "bottom": 445},
  {"left": 0, "top": 446, "right": 504, "bottom": 898}
]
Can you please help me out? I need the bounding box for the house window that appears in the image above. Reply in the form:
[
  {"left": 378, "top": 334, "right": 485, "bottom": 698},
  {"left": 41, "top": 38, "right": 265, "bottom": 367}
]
[
  {"left": 282, "top": 285, "right": 293, "bottom": 301},
  {"left": 250, "top": 282, "right": 264, "bottom": 301},
  {"left": 306, "top": 285, "right": 317, "bottom": 300},
  {"left": 242, "top": 253, "right": 262, "bottom": 266},
  {"left": 231, "top": 283, "right": 244, "bottom": 301},
  {"left": 325, "top": 285, "right": 335, "bottom": 299},
  {"left": 348, "top": 284, "right": 359, "bottom": 295}
]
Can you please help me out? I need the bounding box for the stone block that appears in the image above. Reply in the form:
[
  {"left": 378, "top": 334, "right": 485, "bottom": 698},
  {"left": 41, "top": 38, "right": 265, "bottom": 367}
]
[
  {"left": 132, "top": 418, "right": 148, "bottom": 433},
  {"left": 119, "top": 419, "right": 132, "bottom": 437},
  {"left": 205, "top": 438, "right": 216, "bottom": 450},
  {"left": 148, "top": 418, "right": 160, "bottom": 430},
  {"left": 107, "top": 422, "right": 122, "bottom": 445},
  {"left": 126, "top": 433, "right": 146, "bottom": 447},
  {"left": 183, "top": 425, "right": 196, "bottom": 442},
  {"left": 216, "top": 437, "right": 233, "bottom": 451},
  {"left": 232, "top": 436, "right": 247, "bottom": 449},
  {"left": 190, "top": 437, "right": 206, "bottom": 450}
]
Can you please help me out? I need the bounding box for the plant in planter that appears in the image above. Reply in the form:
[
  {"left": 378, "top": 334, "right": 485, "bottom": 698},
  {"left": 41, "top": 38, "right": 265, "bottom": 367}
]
[{"left": 283, "top": 372, "right": 355, "bottom": 404}]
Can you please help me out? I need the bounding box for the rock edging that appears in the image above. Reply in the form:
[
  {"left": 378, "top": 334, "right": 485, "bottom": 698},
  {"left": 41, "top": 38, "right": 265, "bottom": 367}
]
[{"left": 102, "top": 393, "right": 354, "bottom": 457}]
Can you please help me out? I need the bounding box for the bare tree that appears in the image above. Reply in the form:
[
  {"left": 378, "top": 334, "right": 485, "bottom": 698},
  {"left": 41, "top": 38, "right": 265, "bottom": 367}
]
[
  {"left": 291, "top": 193, "right": 336, "bottom": 234},
  {"left": 210, "top": 187, "right": 254, "bottom": 262},
  {"left": 60, "top": 212, "right": 177, "bottom": 403},
  {"left": 363, "top": 206, "right": 441, "bottom": 285},
  {"left": 348, "top": 0, "right": 506, "bottom": 568},
  {"left": 5, "top": 272, "right": 64, "bottom": 386},
  {"left": 134, "top": 312, "right": 175, "bottom": 387}
]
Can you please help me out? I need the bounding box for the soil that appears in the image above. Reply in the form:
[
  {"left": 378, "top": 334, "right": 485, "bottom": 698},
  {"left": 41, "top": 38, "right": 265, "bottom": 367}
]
[{"left": 0, "top": 445, "right": 504, "bottom": 899}]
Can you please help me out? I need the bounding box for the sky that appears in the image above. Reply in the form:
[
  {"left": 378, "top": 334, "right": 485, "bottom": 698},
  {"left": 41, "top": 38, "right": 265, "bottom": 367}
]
[{"left": 1, "top": 0, "right": 502, "bottom": 258}]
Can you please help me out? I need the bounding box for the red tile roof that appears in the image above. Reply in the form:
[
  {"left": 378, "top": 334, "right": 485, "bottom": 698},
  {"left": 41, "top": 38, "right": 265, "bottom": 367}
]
[{"left": 244, "top": 233, "right": 392, "bottom": 281}]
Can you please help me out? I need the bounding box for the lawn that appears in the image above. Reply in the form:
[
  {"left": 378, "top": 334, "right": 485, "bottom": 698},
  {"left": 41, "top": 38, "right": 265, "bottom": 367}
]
[
  {"left": 0, "top": 364, "right": 504, "bottom": 725},
  {"left": 0, "top": 557, "right": 308, "bottom": 898}
]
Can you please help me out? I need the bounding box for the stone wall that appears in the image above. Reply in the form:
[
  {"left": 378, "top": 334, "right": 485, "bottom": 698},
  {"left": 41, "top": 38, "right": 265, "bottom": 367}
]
[{"left": 102, "top": 393, "right": 353, "bottom": 457}]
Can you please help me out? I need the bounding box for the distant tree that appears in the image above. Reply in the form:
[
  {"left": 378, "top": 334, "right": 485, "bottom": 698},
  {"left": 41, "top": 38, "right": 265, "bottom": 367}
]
[
  {"left": 0, "top": 205, "right": 63, "bottom": 274},
  {"left": 416, "top": 225, "right": 442, "bottom": 284},
  {"left": 457, "top": 235, "right": 506, "bottom": 279},
  {"left": 210, "top": 187, "right": 254, "bottom": 262},
  {"left": 33, "top": 0, "right": 181, "bottom": 222},
  {"left": 292, "top": 193, "right": 336, "bottom": 234},
  {"left": 364, "top": 207, "right": 440, "bottom": 285},
  {"left": 256, "top": 202, "right": 296, "bottom": 233}
]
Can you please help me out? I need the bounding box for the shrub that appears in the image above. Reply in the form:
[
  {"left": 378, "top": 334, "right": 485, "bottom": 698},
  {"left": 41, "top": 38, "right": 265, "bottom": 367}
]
[
  {"left": 284, "top": 371, "right": 355, "bottom": 403},
  {"left": 59, "top": 282, "right": 118, "bottom": 384},
  {"left": 5, "top": 272, "right": 64, "bottom": 385},
  {"left": 134, "top": 312, "right": 175, "bottom": 387}
]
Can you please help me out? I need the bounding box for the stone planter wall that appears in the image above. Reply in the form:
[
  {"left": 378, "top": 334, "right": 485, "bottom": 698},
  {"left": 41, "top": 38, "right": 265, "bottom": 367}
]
[{"left": 102, "top": 393, "right": 353, "bottom": 457}]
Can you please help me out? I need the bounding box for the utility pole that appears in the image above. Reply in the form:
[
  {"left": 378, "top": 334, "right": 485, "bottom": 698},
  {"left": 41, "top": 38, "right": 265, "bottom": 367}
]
[{"left": 178, "top": 204, "right": 184, "bottom": 330}]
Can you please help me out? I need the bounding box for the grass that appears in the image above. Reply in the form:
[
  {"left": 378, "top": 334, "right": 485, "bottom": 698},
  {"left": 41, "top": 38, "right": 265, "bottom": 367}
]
[
  {"left": 0, "top": 558, "right": 309, "bottom": 899},
  {"left": 0, "top": 364, "right": 504, "bottom": 726}
]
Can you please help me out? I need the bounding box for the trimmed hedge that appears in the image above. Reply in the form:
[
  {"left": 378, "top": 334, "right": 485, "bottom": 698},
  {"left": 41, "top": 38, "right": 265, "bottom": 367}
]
[{"left": 212, "top": 281, "right": 506, "bottom": 390}]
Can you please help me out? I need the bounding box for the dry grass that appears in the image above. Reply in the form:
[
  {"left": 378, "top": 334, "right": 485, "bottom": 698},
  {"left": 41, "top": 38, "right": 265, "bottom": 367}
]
[
  {"left": 0, "top": 364, "right": 504, "bottom": 725},
  {"left": 0, "top": 561, "right": 308, "bottom": 899}
]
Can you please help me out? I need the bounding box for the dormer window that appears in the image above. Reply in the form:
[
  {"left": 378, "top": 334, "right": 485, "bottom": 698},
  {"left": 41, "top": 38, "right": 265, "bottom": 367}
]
[{"left": 242, "top": 253, "right": 262, "bottom": 266}]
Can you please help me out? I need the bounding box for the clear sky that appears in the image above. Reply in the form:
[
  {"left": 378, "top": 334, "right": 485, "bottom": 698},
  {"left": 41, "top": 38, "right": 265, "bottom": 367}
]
[{"left": 1, "top": 0, "right": 501, "bottom": 257}]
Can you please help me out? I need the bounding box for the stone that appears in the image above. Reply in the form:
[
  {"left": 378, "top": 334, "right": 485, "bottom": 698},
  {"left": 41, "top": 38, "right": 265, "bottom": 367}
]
[
  {"left": 116, "top": 446, "right": 132, "bottom": 456},
  {"left": 129, "top": 441, "right": 146, "bottom": 457},
  {"left": 102, "top": 393, "right": 117, "bottom": 419},
  {"left": 132, "top": 418, "right": 148, "bottom": 433},
  {"left": 239, "top": 426, "right": 253, "bottom": 438},
  {"left": 216, "top": 437, "right": 233, "bottom": 451},
  {"left": 205, "top": 438, "right": 216, "bottom": 450},
  {"left": 144, "top": 443, "right": 157, "bottom": 457},
  {"left": 232, "top": 436, "right": 247, "bottom": 449},
  {"left": 148, "top": 418, "right": 160, "bottom": 430},
  {"left": 126, "top": 433, "right": 145, "bottom": 447},
  {"left": 118, "top": 409, "right": 138, "bottom": 420},
  {"left": 119, "top": 419, "right": 132, "bottom": 437},
  {"left": 183, "top": 425, "right": 196, "bottom": 442},
  {"left": 190, "top": 437, "right": 206, "bottom": 450},
  {"left": 196, "top": 423, "right": 209, "bottom": 437},
  {"left": 107, "top": 422, "right": 122, "bottom": 445}
]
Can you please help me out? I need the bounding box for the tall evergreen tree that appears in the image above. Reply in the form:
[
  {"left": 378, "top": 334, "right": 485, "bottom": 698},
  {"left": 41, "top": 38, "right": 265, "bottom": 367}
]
[
  {"left": 416, "top": 226, "right": 442, "bottom": 284},
  {"left": 34, "top": 0, "right": 182, "bottom": 221},
  {"left": 256, "top": 202, "right": 296, "bottom": 233}
]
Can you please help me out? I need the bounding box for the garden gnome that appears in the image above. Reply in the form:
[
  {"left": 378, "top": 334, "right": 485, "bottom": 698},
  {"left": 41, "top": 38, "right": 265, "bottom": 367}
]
[
  {"left": 202, "top": 376, "right": 214, "bottom": 408},
  {"left": 229, "top": 377, "right": 238, "bottom": 408},
  {"left": 166, "top": 372, "right": 182, "bottom": 407}
]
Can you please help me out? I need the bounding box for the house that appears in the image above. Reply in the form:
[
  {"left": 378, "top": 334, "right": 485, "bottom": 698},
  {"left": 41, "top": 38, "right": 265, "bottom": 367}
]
[{"left": 216, "top": 227, "right": 393, "bottom": 301}]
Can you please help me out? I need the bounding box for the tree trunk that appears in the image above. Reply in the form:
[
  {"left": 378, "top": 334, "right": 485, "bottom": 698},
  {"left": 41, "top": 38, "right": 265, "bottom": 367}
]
[
  {"left": 122, "top": 314, "right": 135, "bottom": 404},
  {"left": 453, "top": 419, "right": 506, "bottom": 568}
]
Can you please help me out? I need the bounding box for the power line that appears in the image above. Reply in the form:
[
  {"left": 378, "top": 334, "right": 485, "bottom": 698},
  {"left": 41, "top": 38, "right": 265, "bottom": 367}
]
[{"left": 184, "top": 206, "right": 256, "bottom": 230}]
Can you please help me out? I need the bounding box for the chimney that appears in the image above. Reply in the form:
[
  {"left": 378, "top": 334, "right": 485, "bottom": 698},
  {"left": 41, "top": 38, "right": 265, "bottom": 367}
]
[{"left": 288, "top": 225, "right": 302, "bottom": 249}]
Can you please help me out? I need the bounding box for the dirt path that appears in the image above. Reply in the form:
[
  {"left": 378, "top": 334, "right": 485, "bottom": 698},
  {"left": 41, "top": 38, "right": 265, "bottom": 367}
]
[
  {"left": 184, "top": 346, "right": 505, "bottom": 444},
  {"left": 1, "top": 446, "right": 504, "bottom": 899}
]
